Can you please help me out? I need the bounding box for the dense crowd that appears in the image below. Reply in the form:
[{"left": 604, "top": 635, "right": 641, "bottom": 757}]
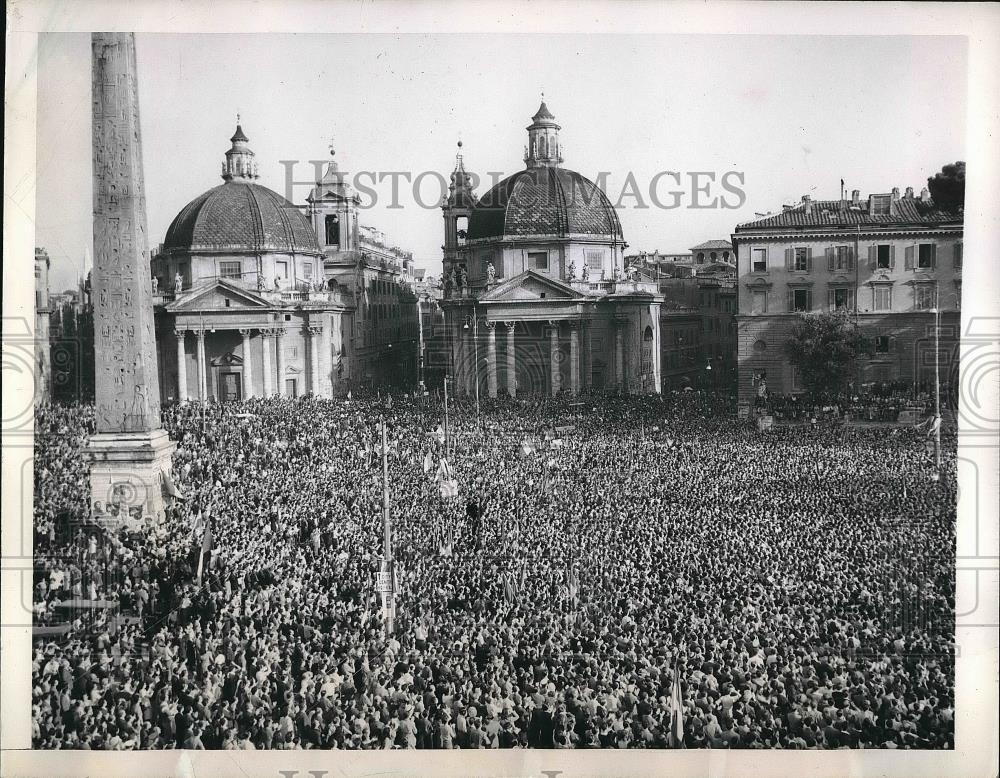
[{"left": 31, "top": 390, "right": 956, "bottom": 749}]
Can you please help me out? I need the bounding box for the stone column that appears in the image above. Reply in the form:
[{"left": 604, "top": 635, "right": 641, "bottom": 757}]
[
  {"left": 569, "top": 322, "right": 580, "bottom": 396},
  {"left": 175, "top": 329, "right": 188, "bottom": 401},
  {"left": 583, "top": 322, "right": 593, "bottom": 391},
  {"left": 308, "top": 325, "right": 322, "bottom": 396},
  {"left": 196, "top": 329, "right": 208, "bottom": 401},
  {"left": 549, "top": 321, "right": 562, "bottom": 397},
  {"left": 322, "top": 316, "right": 334, "bottom": 398},
  {"left": 260, "top": 329, "right": 274, "bottom": 396},
  {"left": 239, "top": 328, "right": 254, "bottom": 398},
  {"left": 466, "top": 321, "right": 477, "bottom": 397},
  {"left": 452, "top": 316, "right": 465, "bottom": 394},
  {"left": 274, "top": 328, "right": 286, "bottom": 397},
  {"left": 505, "top": 321, "right": 517, "bottom": 397},
  {"left": 486, "top": 321, "right": 498, "bottom": 399},
  {"left": 614, "top": 320, "right": 625, "bottom": 390},
  {"left": 87, "top": 32, "right": 175, "bottom": 521}
]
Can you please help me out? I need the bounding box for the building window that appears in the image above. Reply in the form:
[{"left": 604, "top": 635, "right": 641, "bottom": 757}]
[
  {"left": 710, "top": 252, "right": 717, "bottom": 261},
  {"left": 585, "top": 250, "right": 604, "bottom": 270},
  {"left": 834, "top": 246, "right": 851, "bottom": 271},
  {"left": 871, "top": 195, "right": 891, "bottom": 215},
  {"left": 955, "top": 280, "right": 962, "bottom": 308},
  {"left": 877, "top": 244, "right": 891, "bottom": 270},
  {"left": 304, "top": 262, "right": 313, "bottom": 279},
  {"left": 529, "top": 251, "right": 548, "bottom": 271},
  {"left": 874, "top": 335, "right": 890, "bottom": 354},
  {"left": 276, "top": 261, "right": 288, "bottom": 281},
  {"left": 873, "top": 286, "right": 892, "bottom": 311},
  {"left": 914, "top": 284, "right": 937, "bottom": 310},
  {"left": 954, "top": 242, "right": 963, "bottom": 269},
  {"left": 918, "top": 244, "right": 936, "bottom": 269},
  {"left": 791, "top": 288, "right": 812, "bottom": 312},
  {"left": 751, "top": 289, "right": 767, "bottom": 314},
  {"left": 219, "top": 261, "right": 241, "bottom": 279},
  {"left": 830, "top": 287, "right": 852, "bottom": 311},
  {"left": 794, "top": 248, "right": 809, "bottom": 271},
  {"left": 752, "top": 249, "right": 767, "bottom": 273},
  {"left": 697, "top": 252, "right": 705, "bottom": 263}
]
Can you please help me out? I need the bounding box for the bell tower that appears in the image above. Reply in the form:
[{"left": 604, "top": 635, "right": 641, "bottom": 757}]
[
  {"left": 442, "top": 140, "right": 476, "bottom": 276},
  {"left": 524, "top": 98, "right": 563, "bottom": 169},
  {"left": 307, "top": 145, "right": 360, "bottom": 253}
]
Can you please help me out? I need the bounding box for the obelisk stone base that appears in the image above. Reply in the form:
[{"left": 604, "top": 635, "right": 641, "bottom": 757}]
[{"left": 86, "top": 429, "right": 177, "bottom": 524}]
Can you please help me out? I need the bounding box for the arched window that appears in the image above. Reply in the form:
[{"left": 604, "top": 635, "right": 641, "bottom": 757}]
[
  {"left": 325, "top": 214, "right": 340, "bottom": 245},
  {"left": 697, "top": 252, "right": 705, "bottom": 263},
  {"left": 710, "top": 252, "right": 717, "bottom": 261},
  {"left": 539, "top": 135, "right": 547, "bottom": 157},
  {"left": 643, "top": 325, "right": 654, "bottom": 342}
]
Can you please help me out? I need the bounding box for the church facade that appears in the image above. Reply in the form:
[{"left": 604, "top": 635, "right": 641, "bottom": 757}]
[
  {"left": 150, "top": 123, "right": 419, "bottom": 402},
  {"left": 441, "top": 102, "right": 664, "bottom": 397}
]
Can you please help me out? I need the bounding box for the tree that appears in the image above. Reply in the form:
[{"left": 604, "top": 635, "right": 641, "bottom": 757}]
[
  {"left": 784, "top": 311, "right": 862, "bottom": 399},
  {"left": 926, "top": 161, "right": 965, "bottom": 213}
]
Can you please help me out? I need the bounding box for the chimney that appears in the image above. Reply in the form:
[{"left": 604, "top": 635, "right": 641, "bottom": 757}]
[
  {"left": 920, "top": 187, "right": 931, "bottom": 203},
  {"left": 851, "top": 189, "right": 860, "bottom": 205},
  {"left": 891, "top": 187, "right": 900, "bottom": 201},
  {"left": 905, "top": 186, "right": 914, "bottom": 198},
  {"left": 802, "top": 194, "right": 812, "bottom": 214}
]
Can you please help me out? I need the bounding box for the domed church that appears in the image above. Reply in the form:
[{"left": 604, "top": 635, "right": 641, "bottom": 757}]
[
  {"left": 441, "top": 101, "right": 664, "bottom": 397},
  {"left": 151, "top": 122, "right": 419, "bottom": 402}
]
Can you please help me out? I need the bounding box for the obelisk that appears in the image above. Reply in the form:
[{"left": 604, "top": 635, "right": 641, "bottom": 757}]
[{"left": 87, "top": 33, "right": 175, "bottom": 522}]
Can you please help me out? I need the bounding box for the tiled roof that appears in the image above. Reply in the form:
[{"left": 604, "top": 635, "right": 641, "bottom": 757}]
[
  {"left": 164, "top": 182, "right": 322, "bottom": 254},
  {"left": 468, "top": 167, "right": 623, "bottom": 241},
  {"left": 735, "top": 198, "right": 961, "bottom": 230},
  {"left": 690, "top": 239, "right": 733, "bottom": 250}
]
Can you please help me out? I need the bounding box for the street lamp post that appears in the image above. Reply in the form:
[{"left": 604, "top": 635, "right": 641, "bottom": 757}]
[
  {"left": 932, "top": 301, "right": 941, "bottom": 479},
  {"left": 417, "top": 295, "right": 427, "bottom": 395},
  {"left": 379, "top": 418, "right": 396, "bottom": 635}
]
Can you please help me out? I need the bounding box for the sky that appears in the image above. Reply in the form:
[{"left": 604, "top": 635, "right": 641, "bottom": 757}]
[{"left": 35, "top": 32, "right": 967, "bottom": 292}]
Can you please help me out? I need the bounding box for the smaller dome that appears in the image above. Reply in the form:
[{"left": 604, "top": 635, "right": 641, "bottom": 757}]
[
  {"left": 469, "top": 167, "right": 622, "bottom": 241},
  {"left": 164, "top": 182, "right": 322, "bottom": 254}
]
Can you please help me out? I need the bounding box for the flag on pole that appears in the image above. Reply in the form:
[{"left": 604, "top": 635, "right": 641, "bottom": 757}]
[
  {"left": 162, "top": 470, "right": 182, "bottom": 499},
  {"left": 196, "top": 518, "right": 213, "bottom": 583},
  {"left": 669, "top": 661, "right": 685, "bottom": 748},
  {"left": 423, "top": 451, "right": 433, "bottom": 473},
  {"left": 436, "top": 458, "right": 459, "bottom": 498},
  {"left": 927, "top": 415, "right": 941, "bottom": 438}
]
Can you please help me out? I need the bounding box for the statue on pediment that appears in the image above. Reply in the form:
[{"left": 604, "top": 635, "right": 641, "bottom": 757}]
[
  {"left": 486, "top": 261, "right": 496, "bottom": 285},
  {"left": 174, "top": 272, "right": 183, "bottom": 292},
  {"left": 567, "top": 260, "right": 577, "bottom": 281}
]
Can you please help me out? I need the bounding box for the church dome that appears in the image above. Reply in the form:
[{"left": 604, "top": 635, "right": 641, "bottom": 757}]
[
  {"left": 163, "top": 121, "right": 322, "bottom": 255},
  {"left": 163, "top": 181, "right": 322, "bottom": 254},
  {"left": 467, "top": 166, "right": 623, "bottom": 241}
]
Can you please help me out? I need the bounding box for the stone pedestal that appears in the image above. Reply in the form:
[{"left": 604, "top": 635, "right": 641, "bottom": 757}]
[{"left": 87, "top": 429, "right": 176, "bottom": 522}]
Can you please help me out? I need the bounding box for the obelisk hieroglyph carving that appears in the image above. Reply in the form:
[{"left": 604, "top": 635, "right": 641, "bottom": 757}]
[{"left": 87, "top": 32, "right": 175, "bottom": 522}]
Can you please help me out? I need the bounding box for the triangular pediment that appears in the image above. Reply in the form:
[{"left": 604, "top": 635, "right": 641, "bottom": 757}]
[
  {"left": 166, "top": 279, "right": 271, "bottom": 312},
  {"left": 480, "top": 270, "right": 582, "bottom": 303},
  {"left": 209, "top": 352, "right": 244, "bottom": 367}
]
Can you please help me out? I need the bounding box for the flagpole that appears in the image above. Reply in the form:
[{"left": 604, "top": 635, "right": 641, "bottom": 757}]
[{"left": 381, "top": 417, "right": 396, "bottom": 635}]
